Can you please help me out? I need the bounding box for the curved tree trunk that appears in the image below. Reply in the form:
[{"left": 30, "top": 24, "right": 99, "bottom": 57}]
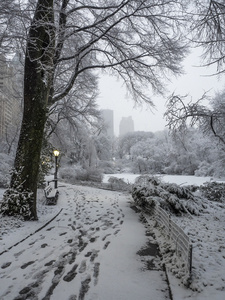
[{"left": 1, "top": 0, "right": 55, "bottom": 220}]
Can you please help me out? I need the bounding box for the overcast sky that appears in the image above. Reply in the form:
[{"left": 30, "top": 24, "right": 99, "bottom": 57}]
[{"left": 97, "top": 48, "right": 225, "bottom": 136}]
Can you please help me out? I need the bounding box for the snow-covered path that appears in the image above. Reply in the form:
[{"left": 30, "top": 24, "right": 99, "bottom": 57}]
[{"left": 0, "top": 184, "right": 170, "bottom": 300}]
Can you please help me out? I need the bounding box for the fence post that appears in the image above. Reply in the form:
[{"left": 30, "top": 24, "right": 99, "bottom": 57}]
[
  {"left": 153, "top": 205, "right": 192, "bottom": 282},
  {"left": 189, "top": 244, "right": 193, "bottom": 276},
  {"left": 169, "top": 214, "right": 171, "bottom": 239}
]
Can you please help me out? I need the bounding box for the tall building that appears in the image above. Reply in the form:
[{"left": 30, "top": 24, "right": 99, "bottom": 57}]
[
  {"left": 119, "top": 116, "right": 134, "bottom": 136},
  {"left": 0, "top": 54, "right": 22, "bottom": 138},
  {"left": 101, "top": 109, "right": 114, "bottom": 138}
]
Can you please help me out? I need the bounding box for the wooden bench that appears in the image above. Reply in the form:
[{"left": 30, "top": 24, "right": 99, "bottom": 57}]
[{"left": 44, "top": 185, "right": 59, "bottom": 205}]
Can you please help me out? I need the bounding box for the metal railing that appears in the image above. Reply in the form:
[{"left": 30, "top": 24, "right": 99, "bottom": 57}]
[{"left": 153, "top": 205, "right": 192, "bottom": 279}]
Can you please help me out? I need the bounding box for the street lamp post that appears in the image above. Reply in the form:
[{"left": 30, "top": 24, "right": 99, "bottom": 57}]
[{"left": 53, "top": 150, "right": 60, "bottom": 189}]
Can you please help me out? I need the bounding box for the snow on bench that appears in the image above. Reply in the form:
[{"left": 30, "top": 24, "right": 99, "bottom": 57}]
[{"left": 44, "top": 185, "right": 59, "bottom": 205}]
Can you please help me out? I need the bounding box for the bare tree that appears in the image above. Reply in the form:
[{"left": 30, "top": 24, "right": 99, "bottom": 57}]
[
  {"left": 0, "top": 0, "right": 15, "bottom": 55},
  {"left": 164, "top": 1, "right": 225, "bottom": 147},
  {"left": 192, "top": 0, "right": 225, "bottom": 74},
  {"left": 1, "top": 0, "right": 188, "bottom": 220},
  {"left": 165, "top": 92, "right": 225, "bottom": 146},
  {"left": 46, "top": 68, "right": 100, "bottom": 138}
]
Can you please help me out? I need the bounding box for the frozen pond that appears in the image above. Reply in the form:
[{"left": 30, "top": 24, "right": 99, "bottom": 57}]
[{"left": 103, "top": 173, "right": 224, "bottom": 186}]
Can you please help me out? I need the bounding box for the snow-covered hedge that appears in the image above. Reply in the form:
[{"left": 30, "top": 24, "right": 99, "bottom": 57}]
[
  {"left": 98, "top": 160, "right": 115, "bottom": 174},
  {"left": 199, "top": 181, "right": 225, "bottom": 203},
  {"left": 59, "top": 165, "right": 103, "bottom": 183},
  {"left": 106, "top": 176, "right": 131, "bottom": 191},
  {"left": 0, "top": 167, "right": 35, "bottom": 220},
  {"left": 132, "top": 175, "right": 205, "bottom": 216}
]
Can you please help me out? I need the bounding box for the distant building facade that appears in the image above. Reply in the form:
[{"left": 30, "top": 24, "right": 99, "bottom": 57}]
[
  {"left": 119, "top": 116, "right": 134, "bottom": 136},
  {"left": 101, "top": 109, "right": 114, "bottom": 138},
  {"left": 0, "top": 54, "right": 22, "bottom": 139}
]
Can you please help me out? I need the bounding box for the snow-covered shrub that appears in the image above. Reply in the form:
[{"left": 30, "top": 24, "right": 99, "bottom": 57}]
[
  {"left": 76, "top": 167, "right": 103, "bottom": 182},
  {"left": 0, "top": 153, "right": 13, "bottom": 188},
  {"left": 59, "top": 165, "right": 77, "bottom": 182},
  {"left": 0, "top": 168, "right": 34, "bottom": 220},
  {"left": 98, "top": 160, "right": 115, "bottom": 174},
  {"left": 199, "top": 181, "right": 225, "bottom": 203},
  {"left": 210, "top": 158, "right": 225, "bottom": 178},
  {"left": 1, "top": 186, "right": 34, "bottom": 220},
  {"left": 0, "top": 173, "right": 9, "bottom": 189},
  {"left": 132, "top": 157, "right": 149, "bottom": 174},
  {"left": 132, "top": 175, "right": 203, "bottom": 215},
  {"left": 59, "top": 165, "right": 103, "bottom": 183},
  {"left": 106, "top": 176, "right": 131, "bottom": 191},
  {"left": 194, "top": 161, "right": 214, "bottom": 177},
  {"left": 113, "top": 158, "right": 133, "bottom": 173}
]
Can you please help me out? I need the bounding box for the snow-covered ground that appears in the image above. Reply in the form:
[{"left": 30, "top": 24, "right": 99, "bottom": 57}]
[
  {"left": 145, "top": 199, "right": 225, "bottom": 300},
  {"left": 0, "top": 175, "right": 225, "bottom": 300},
  {"left": 0, "top": 184, "right": 170, "bottom": 300}
]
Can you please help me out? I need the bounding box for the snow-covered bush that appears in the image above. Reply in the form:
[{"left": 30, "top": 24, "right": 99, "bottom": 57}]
[
  {"left": 98, "top": 160, "right": 115, "bottom": 174},
  {"left": 194, "top": 161, "right": 214, "bottom": 177},
  {"left": 132, "top": 175, "right": 204, "bottom": 216},
  {"left": 59, "top": 165, "right": 78, "bottom": 182},
  {"left": 0, "top": 153, "right": 13, "bottom": 188},
  {"left": 1, "top": 186, "right": 34, "bottom": 220},
  {"left": 113, "top": 158, "right": 133, "bottom": 173},
  {"left": 0, "top": 167, "right": 34, "bottom": 220},
  {"left": 199, "top": 181, "right": 225, "bottom": 203},
  {"left": 106, "top": 176, "right": 131, "bottom": 191},
  {"left": 59, "top": 165, "right": 103, "bottom": 183},
  {"left": 132, "top": 157, "right": 149, "bottom": 174},
  {"left": 76, "top": 167, "right": 103, "bottom": 182}
]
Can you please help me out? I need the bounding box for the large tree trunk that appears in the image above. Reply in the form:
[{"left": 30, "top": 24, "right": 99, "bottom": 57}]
[{"left": 1, "top": 0, "right": 55, "bottom": 220}]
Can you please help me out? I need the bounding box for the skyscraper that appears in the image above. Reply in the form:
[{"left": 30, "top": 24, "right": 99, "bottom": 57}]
[
  {"left": 119, "top": 116, "right": 134, "bottom": 136},
  {"left": 0, "top": 54, "right": 22, "bottom": 138},
  {"left": 101, "top": 109, "right": 114, "bottom": 138}
]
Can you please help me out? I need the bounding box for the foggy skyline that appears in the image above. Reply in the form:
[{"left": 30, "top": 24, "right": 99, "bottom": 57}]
[{"left": 97, "top": 49, "right": 225, "bottom": 136}]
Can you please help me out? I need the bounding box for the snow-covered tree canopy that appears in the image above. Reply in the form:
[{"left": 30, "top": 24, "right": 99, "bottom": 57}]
[{"left": 4, "top": 0, "right": 188, "bottom": 105}]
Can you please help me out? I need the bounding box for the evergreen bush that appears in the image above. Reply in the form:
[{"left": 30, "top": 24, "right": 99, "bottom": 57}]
[
  {"left": 199, "top": 182, "right": 225, "bottom": 203},
  {"left": 132, "top": 175, "right": 203, "bottom": 215}
]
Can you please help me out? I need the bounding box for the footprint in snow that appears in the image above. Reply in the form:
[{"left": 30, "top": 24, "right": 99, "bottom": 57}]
[
  {"left": 114, "top": 229, "right": 120, "bottom": 235},
  {"left": 102, "top": 233, "right": 111, "bottom": 241},
  {"left": 103, "top": 241, "right": 110, "bottom": 249},
  {"left": 79, "top": 275, "right": 91, "bottom": 300},
  {"left": 90, "top": 250, "right": 99, "bottom": 262},
  {"left": 89, "top": 236, "right": 98, "bottom": 243},
  {"left": 93, "top": 262, "right": 100, "bottom": 286},
  {"left": 14, "top": 249, "right": 25, "bottom": 258},
  {"left": 29, "top": 241, "right": 36, "bottom": 246},
  {"left": 46, "top": 226, "right": 55, "bottom": 231},
  {"left": 59, "top": 232, "right": 67, "bottom": 236},
  {"left": 63, "top": 264, "right": 78, "bottom": 282},
  {"left": 1, "top": 262, "right": 11, "bottom": 269},
  {"left": 79, "top": 260, "right": 87, "bottom": 273},
  {"left": 45, "top": 260, "right": 55, "bottom": 267},
  {"left": 21, "top": 261, "right": 35, "bottom": 269}
]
